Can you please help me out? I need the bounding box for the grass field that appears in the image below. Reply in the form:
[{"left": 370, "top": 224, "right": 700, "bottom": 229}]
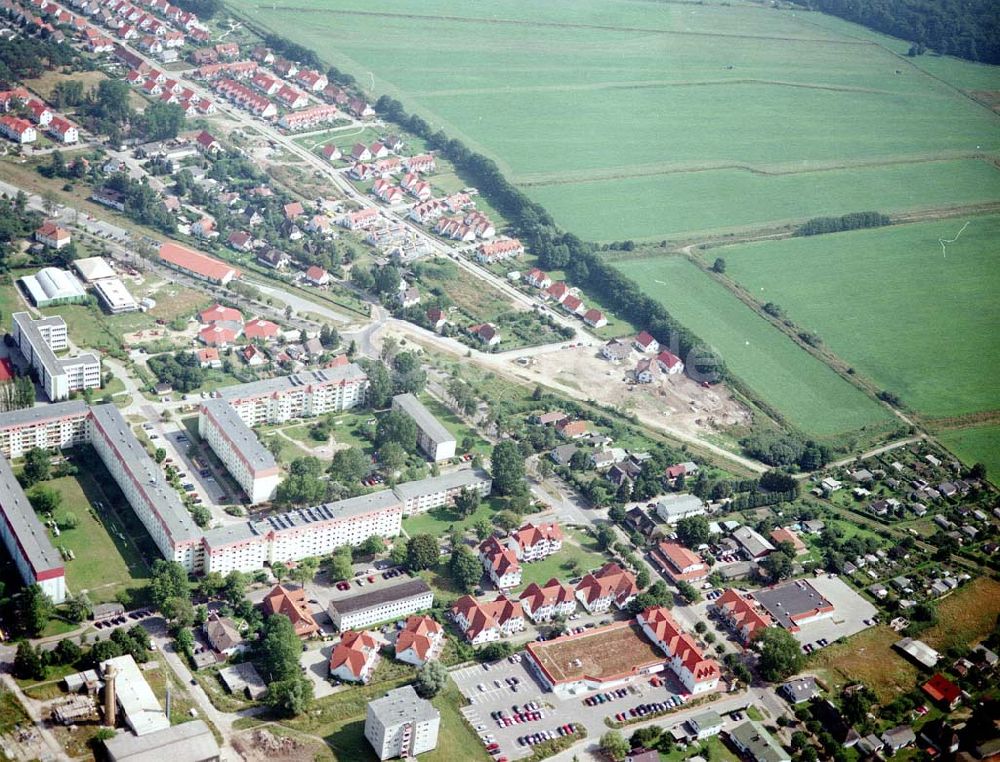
[
  {"left": 613, "top": 256, "right": 891, "bottom": 437},
  {"left": 719, "top": 215, "right": 1000, "bottom": 419},
  {"left": 923, "top": 577, "right": 1000, "bottom": 654},
  {"left": 402, "top": 495, "right": 507, "bottom": 537},
  {"left": 227, "top": 0, "right": 1000, "bottom": 242},
  {"left": 42, "top": 469, "right": 151, "bottom": 603},
  {"left": 935, "top": 425, "right": 1000, "bottom": 486},
  {"left": 809, "top": 625, "right": 919, "bottom": 701},
  {"left": 515, "top": 529, "right": 606, "bottom": 590}
]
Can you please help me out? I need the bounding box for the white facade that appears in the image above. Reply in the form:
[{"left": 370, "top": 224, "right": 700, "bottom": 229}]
[
  {"left": 365, "top": 686, "right": 440, "bottom": 760},
  {"left": 221, "top": 366, "right": 369, "bottom": 426},
  {"left": 393, "top": 469, "right": 491, "bottom": 515},
  {"left": 391, "top": 394, "right": 456, "bottom": 462},
  {"left": 12, "top": 313, "right": 101, "bottom": 401},
  {"left": 198, "top": 400, "right": 279, "bottom": 504},
  {"left": 328, "top": 580, "right": 434, "bottom": 630}
]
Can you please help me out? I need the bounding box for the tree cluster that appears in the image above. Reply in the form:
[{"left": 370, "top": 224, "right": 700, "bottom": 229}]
[
  {"left": 795, "top": 211, "right": 891, "bottom": 237},
  {"left": 147, "top": 351, "right": 204, "bottom": 393}
]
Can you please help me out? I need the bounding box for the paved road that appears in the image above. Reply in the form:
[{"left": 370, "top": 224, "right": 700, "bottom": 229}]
[{"left": 248, "top": 278, "right": 353, "bottom": 324}]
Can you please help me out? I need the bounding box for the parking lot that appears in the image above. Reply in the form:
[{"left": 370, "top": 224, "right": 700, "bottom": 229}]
[
  {"left": 451, "top": 655, "right": 692, "bottom": 760},
  {"left": 788, "top": 575, "right": 878, "bottom": 650}
]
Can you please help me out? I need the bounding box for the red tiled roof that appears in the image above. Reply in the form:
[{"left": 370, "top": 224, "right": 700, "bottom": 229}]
[
  {"left": 262, "top": 585, "right": 319, "bottom": 637},
  {"left": 395, "top": 615, "right": 442, "bottom": 661},
  {"left": 923, "top": 674, "right": 961, "bottom": 705},
  {"left": 159, "top": 242, "right": 240, "bottom": 282},
  {"left": 511, "top": 522, "right": 563, "bottom": 551},
  {"left": 243, "top": 317, "right": 279, "bottom": 340},
  {"left": 575, "top": 563, "right": 638, "bottom": 606},
  {"left": 519, "top": 578, "right": 574, "bottom": 612},
  {"left": 199, "top": 303, "right": 243, "bottom": 324},
  {"left": 656, "top": 350, "right": 682, "bottom": 369},
  {"left": 329, "top": 630, "right": 377, "bottom": 678}
]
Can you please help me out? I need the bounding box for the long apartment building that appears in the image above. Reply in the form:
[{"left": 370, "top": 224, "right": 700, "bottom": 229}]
[
  {"left": 0, "top": 450, "right": 66, "bottom": 603},
  {"left": 198, "top": 398, "right": 279, "bottom": 504},
  {"left": 199, "top": 489, "right": 403, "bottom": 574},
  {"left": 0, "top": 399, "right": 90, "bottom": 459},
  {"left": 217, "top": 365, "right": 369, "bottom": 425},
  {"left": 390, "top": 393, "right": 456, "bottom": 462},
  {"left": 12, "top": 312, "right": 101, "bottom": 401},
  {"left": 392, "top": 468, "right": 491, "bottom": 516}
]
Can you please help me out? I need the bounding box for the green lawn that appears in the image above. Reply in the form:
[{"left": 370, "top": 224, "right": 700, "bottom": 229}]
[
  {"left": 418, "top": 394, "right": 490, "bottom": 455},
  {"left": 40, "top": 468, "right": 151, "bottom": 603},
  {"left": 719, "top": 215, "right": 1000, "bottom": 419},
  {"left": 515, "top": 529, "right": 607, "bottom": 590},
  {"left": 613, "top": 256, "right": 891, "bottom": 437},
  {"left": 228, "top": 0, "right": 1000, "bottom": 242},
  {"left": 935, "top": 425, "right": 1000, "bottom": 487},
  {"left": 403, "top": 495, "right": 507, "bottom": 537}
]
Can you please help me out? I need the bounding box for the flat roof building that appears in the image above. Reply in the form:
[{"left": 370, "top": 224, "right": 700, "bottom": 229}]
[
  {"left": 100, "top": 655, "right": 169, "bottom": 736},
  {"left": 73, "top": 256, "right": 116, "bottom": 283},
  {"left": 392, "top": 468, "right": 491, "bottom": 515},
  {"left": 0, "top": 451, "right": 66, "bottom": 603},
  {"left": 12, "top": 312, "right": 101, "bottom": 401},
  {"left": 0, "top": 399, "right": 90, "bottom": 459},
  {"left": 93, "top": 278, "right": 139, "bottom": 314},
  {"left": 104, "top": 719, "right": 220, "bottom": 762},
  {"left": 752, "top": 580, "right": 834, "bottom": 631},
  {"left": 218, "top": 365, "right": 369, "bottom": 425},
  {"left": 655, "top": 494, "right": 706, "bottom": 524},
  {"left": 391, "top": 393, "right": 456, "bottom": 462},
  {"left": 365, "top": 685, "right": 440, "bottom": 760},
  {"left": 328, "top": 578, "right": 434, "bottom": 631},
  {"left": 728, "top": 721, "right": 791, "bottom": 762},
  {"left": 198, "top": 399, "right": 279, "bottom": 504}
]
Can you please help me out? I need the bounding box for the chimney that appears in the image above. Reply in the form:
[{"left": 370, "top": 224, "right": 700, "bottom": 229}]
[{"left": 103, "top": 663, "right": 117, "bottom": 726}]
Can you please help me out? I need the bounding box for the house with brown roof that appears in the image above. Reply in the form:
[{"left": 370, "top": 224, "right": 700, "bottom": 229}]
[
  {"left": 575, "top": 563, "right": 638, "bottom": 614},
  {"left": 394, "top": 615, "right": 444, "bottom": 667},
  {"left": 583, "top": 308, "right": 606, "bottom": 328},
  {"left": 203, "top": 613, "right": 245, "bottom": 656},
  {"left": 305, "top": 265, "right": 330, "bottom": 286},
  {"left": 262, "top": 584, "right": 319, "bottom": 638},
  {"left": 329, "top": 630, "right": 379, "bottom": 683},
  {"left": 508, "top": 522, "right": 563, "bottom": 562},
  {"left": 555, "top": 419, "right": 588, "bottom": 439},
  {"left": 651, "top": 541, "right": 709, "bottom": 584},
  {"left": 770, "top": 527, "right": 808, "bottom": 555},
  {"left": 518, "top": 578, "right": 576, "bottom": 623},
  {"left": 35, "top": 221, "right": 71, "bottom": 249},
  {"left": 712, "top": 588, "right": 772, "bottom": 643},
  {"left": 479, "top": 535, "right": 521, "bottom": 589},
  {"left": 450, "top": 594, "right": 525, "bottom": 644}
]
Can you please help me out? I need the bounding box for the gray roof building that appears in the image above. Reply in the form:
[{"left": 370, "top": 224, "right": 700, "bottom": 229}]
[
  {"left": 391, "top": 394, "right": 456, "bottom": 462},
  {"left": 733, "top": 525, "right": 775, "bottom": 558},
  {"left": 894, "top": 637, "right": 940, "bottom": 668},
  {"left": 753, "top": 580, "right": 834, "bottom": 630},
  {"left": 328, "top": 578, "right": 433, "bottom": 630},
  {"left": 104, "top": 719, "right": 220, "bottom": 762},
  {"left": 728, "top": 721, "right": 790, "bottom": 762},
  {"left": 779, "top": 676, "right": 820, "bottom": 703},
  {"left": 391, "top": 468, "right": 490, "bottom": 502},
  {"left": 218, "top": 365, "right": 367, "bottom": 402},
  {"left": 200, "top": 397, "right": 277, "bottom": 472}
]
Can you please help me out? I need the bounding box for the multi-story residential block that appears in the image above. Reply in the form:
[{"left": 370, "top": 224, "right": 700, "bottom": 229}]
[
  {"left": 479, "top": 535, "right": 521, "bottom": 589},
  {"left": 327, "top": 578, "right": 433, "bottom": 631},
  {"left": 12, "top": 312, "right": 100, "bottom": 401},
  {"left": 198, "top": 399, "right": 279, "bottom": 504},
  {"left": 518, "top": 578, "right": 576, "bottom": 623},
  {"left": 390, "top": 393, "right": 456, "bottom": 461},
  {"left": 329, "top": 629, "right": 380, "bottom": 683},
  {"left": 450, "top": 594, "right": 524, "bottom": 644},
  {"left": 508, "top": 521, "right": 563, "bottom": 561},
  {"left": 365, "top": 685, "right": 440, "bottom": 760},
  {"left": 0, "top": 451, "right": 66, "bottom": 603},
  {"left": 637, "top": 606, "right": 720, "bottom": 694},
  {"left": 575, "top": 563, "right": 638, "bottom": 614},
  {"left": 712, "top": 588, "right": 773, "bottom": 643},
  {"left": 392, "top": 468, "right": 491, "bottom": 516},
  {"left": 217, "top": 365, "right": 369, "bottom": 425},
  {"left": 0, "top": 400, "right": 90, "bottom": 459}
]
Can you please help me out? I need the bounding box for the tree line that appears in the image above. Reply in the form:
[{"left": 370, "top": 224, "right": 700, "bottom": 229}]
[
  {"left": 790, "top": 0, "right": 1000, "bottom": 64},
  {"left": 795, "top": 211, "right": 891, "bottom": 237}
]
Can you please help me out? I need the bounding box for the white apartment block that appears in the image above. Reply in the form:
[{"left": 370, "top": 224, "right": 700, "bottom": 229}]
[
  {"left": 199, "top": 490, "right": 403, "bottom": 575},
  {"left": 327, "top": 578, "right": 433, "bottom": 631},
  {"left": 0, "top": 400, "right": 90, "bottom": 459},
  {"left": 199, "top": 399, "right": 279, "bottom": 504},
  {"left": 393, "top": 468, "right": 491, "bottom": 515},
  {"left": 218, "top": 366, "right": 369, "bottom": 426},
  {"left": 365, "top": 686, "right": 440, "bottom": 760},
  {"left": 12, "top": 312, "right": 101, "bottom": 401},
  {"left": 391, "top": 393, "right": 456, "bottom": 462}
]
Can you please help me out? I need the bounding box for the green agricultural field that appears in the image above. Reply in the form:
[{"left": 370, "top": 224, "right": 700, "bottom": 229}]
[
  {"left": 228, "top": 0, "right": 1000, "bottom": 242},
  {"left": 936, "top": 426, "right": 1000, "bottom": 487},
  {"left": 613, "top": 256, "right": 891, "bottom": 437},
  {"left": 719, "top": 215, "right": 1000, "bottom": 419}
]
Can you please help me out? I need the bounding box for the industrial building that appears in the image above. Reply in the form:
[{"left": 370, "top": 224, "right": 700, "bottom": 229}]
[
  {"left": 19, "top": 267, "right": 87, "bottom": 307},
  {"left": 158, "top": 241, "right": 240, "bottom": 285},
  {"left": 93, "top": 278, "right": 139, "bottom": 314},
  {"left": 99, "top": 655, "right": 169, "bottom": 736},
  {"left": 365, "top": 685, "right": 440, "bottom": 760},
  {"left": 73, "top": 256, "right": 117, "bottom": 283},
  {"left": 391, "top": 393, "right": 456, "bottom": 461},
  {"left": 104, "top": 720, "right": 220, "bottom": 762},
  {"left": 12, "top": 312, "right": 101, "bottom": 401},
  {"left": 198, "top": 398, "right": 280, "bottom": 504},
  {"left": 327, "top": 578, "right": 434, "bottom": 631}
]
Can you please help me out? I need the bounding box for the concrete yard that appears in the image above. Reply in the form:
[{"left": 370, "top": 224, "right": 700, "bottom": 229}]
[{"left": 788, "top": 575, "right": 878, "bottom": 649}]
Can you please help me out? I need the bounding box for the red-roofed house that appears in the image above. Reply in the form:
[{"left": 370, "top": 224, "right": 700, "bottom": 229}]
[
  {"left": 262, "top": 585, "right": 319, "bottom": 638},
  {"left": 575, "top": 563, "right": 638, "bottom": 614},
  {"left": 555, "top": 419, "right": 587, "bottom": 439},
  {"left": 545, "top": 282, "right": 569, "bottom": 304},
  {"left": 450, "top": 594, "right": 525, "bottom": 644},
  {"left": 923, "top": 674, "right": 962, "bottom": 710},
  {"left": 583, "top": 308, "right": 606, "bottom": 328},
  {"left": 475, "top": 238, "right": 523, "bottom": 264},
  {"left": 227, "top": 231, "right": 252, "bottom": 251},
  {"left": 283, "top": 201, "right": 304, "bottom": 220},
  {"left": 196, "top": 347, "right": 222, "bottom": 368},
  {"left": 305, "top": 265, "right": 330, "bottom": 286},
  {"left": 427, "top": 307, "right": 446, "bottom": 332},
  {"left": 195, "top": 129, "right": 220, "bottom": 153},
  {"left": 0, "top": 357, "right": 14, "bottom": 382},
  {"left": 479, "top": 536, "right": 521, "bottom": 589},
  {"left": 0, "top": 115, "right": 37, "bottom": 143},
  {"left": 199, "top": 303, "right": 243, "bottom": 324},
  {"left": 321, "top": 143, "right": 342, "bottom": 161},
  {"left": 656, "top": 350, "right": 684, "bottom": 375},
  {"left": 35, "top": 221, "right": 71, "bottom": 249},
  {"left": 350, "top": 142, "right": 371, "bottom": 162},
  {"left": 712, "top": 589, "right": 772, "bottom": 643},
  {"left": 340, "top": 208, "right": 379, "bottom": 230},
  {"left": 243, "top": 317, "right": 279, "bottom": 341},
  {"left": 329, "top": 630, "right": 379, "bottom": 683},
  {"left": 394, "top": 615, "right": 443, "bottom": 667},
  {"left": 159, "top": 242, "right": 240, "bottom": 285},
  {"left": 633, "top": 331, "right": 660, "bottom": 353},
  {"left": 404, "top": 153, "right": 435, "bottom": 173},
  {"left": 561, "top": 295, "right": 584, "bottom": 316},
  {"left": 770, "top": 527, "right": 808, "bottom": 555},
  {"left": 651, "top": 541, "right": 709, "bottom": 584},
  {"left": 637, "top": 606, "right": 720, "bottom": 694},
  {"left": 468, "top": 323, "right": 500, "bottom": 347},
  {"left": 198, "top": 324, "right": 239, "bottom": 347},
  {"left": 519, "top": 578, "right": 576, "bottom": 623},
  {"left": 525, "top": 268, "right": 551, "bottom": 289},
  {"left": 508, "top": 522, "right": 563, "bottom": 561}
]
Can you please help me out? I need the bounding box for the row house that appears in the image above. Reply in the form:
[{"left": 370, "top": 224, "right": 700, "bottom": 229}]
[
  {"left": 48, "top": 116, "right": 79, "bottom": 144},
  {"left": 408, "top": 199, "right": 446, "bottom": 224},
  {"left": 475, "top": 237, "right": 524, "bottom": 264},
  {"left": 197, "top": 60, "right": 257, "bottom": 81},
  {"left": 251, "top": 70, "right": 280, "bottom": 95},
  {"left": 0, "top": 88, "right": 31, "bottom": 111},
  {"left": 519, "top": 578, "right": 576, "bottom": 623},
  {"left": 479, "top": 535, "right": 521, "bottom": 589},
  {"left": 214, "top": 78, "right": 276, "bottom": 118},
  {"left": 272, "top": 56, "right": 297, "bottom": 77},
  {"left": 374, "top": 156, "right": 401, "bottom": 175},
  {"left": 575, "top": 562, "right": 638, "bottom": 614},
  {"left": 525, "top": 268, "right": 552, "bottom": 289},
  {"left": 275, "top": 84, "right": 308, "bottom": 109},
  {"left": 278, "top": 103, "right": 340, "bottom": 131},
  {"left": 348, "top": 97, "right": 374, "bottom": 118},
  {"left": 372, "top": 179, "right": 404, "bottom": 205},
  {"left": 295, "top": 69, "right": 327, "bottom": 91},
  {"left": 404, "top": 153, "right": 435, "bottom": 173},
  {"left": 323, "top": 82, "right": 349, "bottom": 105},
  {"left": 637, "top": 606, "right": 721, "bottom": 694},
  {"left": 340, "top": 207, "right": 380, "bottom": 231},
  {"left": 350, "top": 162, "right": 374, "bottom": 181},
  {"left": 215, "top": 41, "right": 238, "bottom": 59},
  {"left": 433, "top": 216, "right": 475, "bottom": 242},
  {"left": 712, "top": 589, "right": 773, "bottom": 643},
  {"left": 450, "top": 594, "right": 525, "bottom": 645}
]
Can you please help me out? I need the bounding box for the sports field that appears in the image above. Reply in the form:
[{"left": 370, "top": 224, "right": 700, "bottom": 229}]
[
  {"left": 613, "top": 256, "right": 891, "bottom": 437},
  {"left": 719, "top": 215, "right": 1000, "bottom": 419},
  {"left": 229, "top": 0, "right": 1000, "bottom": 241}
]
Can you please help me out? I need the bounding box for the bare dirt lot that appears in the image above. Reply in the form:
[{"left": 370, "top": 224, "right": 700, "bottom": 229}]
[
  {"left": 233, "top": 725, "right": 330, "bottom": 762},
  {"left": 524, "top": 344, "right": 751, "bottom": 439}
]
